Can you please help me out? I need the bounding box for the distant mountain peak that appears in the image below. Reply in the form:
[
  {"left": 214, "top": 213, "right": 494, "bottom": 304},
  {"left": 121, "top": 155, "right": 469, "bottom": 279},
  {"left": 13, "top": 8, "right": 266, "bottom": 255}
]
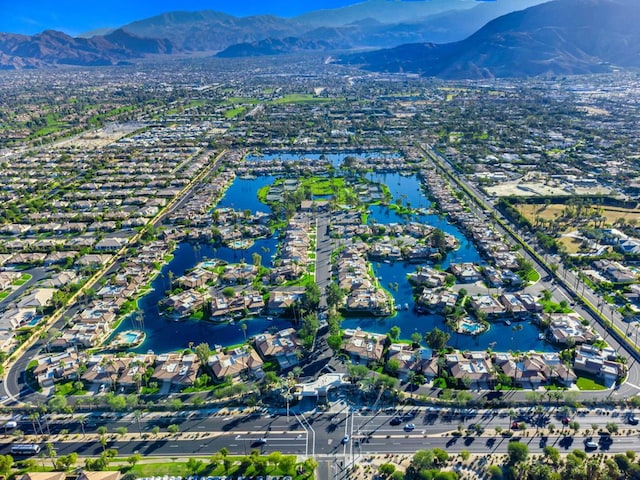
[{"left": 340, "top": 0, "right": 640, "bottom": 79}]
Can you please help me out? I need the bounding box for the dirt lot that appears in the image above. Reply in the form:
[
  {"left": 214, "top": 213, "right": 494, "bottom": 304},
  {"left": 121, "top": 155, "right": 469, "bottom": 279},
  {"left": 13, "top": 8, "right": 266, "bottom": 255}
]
[{"left": 517, "top": 203, "right": 640, "bottom": 232}]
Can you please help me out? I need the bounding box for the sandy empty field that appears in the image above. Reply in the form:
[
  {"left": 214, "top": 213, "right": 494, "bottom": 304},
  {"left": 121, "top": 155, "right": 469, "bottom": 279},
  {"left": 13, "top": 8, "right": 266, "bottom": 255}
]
[{"left": 517, "top": 203, "right": 640, "bottom": 231}]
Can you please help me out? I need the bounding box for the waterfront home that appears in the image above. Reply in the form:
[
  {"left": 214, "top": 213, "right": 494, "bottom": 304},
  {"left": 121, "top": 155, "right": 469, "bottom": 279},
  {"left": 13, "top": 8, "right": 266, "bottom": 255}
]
[
  {"left": 494, "top": 352, "right": 576, "bottom": 388},
  {"left": 416, "top": 289, "right": 458, "bottom": 313},
  {"left": 445, "top": 351, "right": 495, "bottom": 388},
  {"left": 220, "top": 263, "right": 258, "bottom": 285},
  {"left": 117, "top": 354, "right": 155, "bottom": 391},
  {"left": 547, "top": 313, "right": 597, "bottom": 345},
  {"left": 208, "top": 346, "right": 264, "bottom": 381},
  {"left": 387, "top": 344, "right": 437, "bottom": 382},
  {"left": 342, "top": 329, "right": 386, "bottom": 364},
  {"left": 254, "top": 328, "right": 301, "bottom": 370},
  {"left": 176, "top": 267, "right": 216, "bottom": 289},
  {"left": 152, "top": 353, "right": 200, "bottom": 387},
  {"left": 268, "top": 286, "right": 306, "bottom": 315},
  {"left": 81, "top": 355, "right": 131, "bottom": 389},
  {"left": 516, "top": 293, "right": 543, "bottom": 313},
  {"left": 408, "top": 266, "right": 449, "bottom": 288},
  {"left": 449, "top": 263, "right": 482, "bottom": 283},
  {"left": 33, "top": 347, "right": 81, "bottom": 387},
  {"left": 574, "top": 344, "right": 625, "bottom": 387},
  {"left": 499, "top": 294, "right": 528, "bottom": 316},
  {"left": 468, "top": 294, "right": 506, "bottom": 317},
  {"left": 164, "top": 290, "right": 206, "bottom": 318},
  {"left": 1, "top": 307, "right": 38, "bottom": 329},
  {"left": 345, "top": 287, "right": 393, "bottom": 316}
]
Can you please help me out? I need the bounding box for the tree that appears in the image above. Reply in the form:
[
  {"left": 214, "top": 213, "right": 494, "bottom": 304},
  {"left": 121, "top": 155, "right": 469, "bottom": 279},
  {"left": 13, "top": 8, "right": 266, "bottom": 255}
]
[
  {"left": 46, "top": 442, "right": 57, "bottom": 468},
  {"left": 302, "top": 282, "right": 320, "bottom": 313},
  {"left": 0, "top": 455, "right": 13, "bottom": 477},
  {"left": 425, "top": 327, "right": 450, "bottom": 350},
  {"left": 115, "top": 426, "right": 128, "bottom": 437},
  {"left": 379, "top": 463, "right": 396, "bottom": 477},
  {"left": 385, "top": 359, "right": 400, "bottom": 376},
  {"left": 507, "top": 441, "right": 529, "bottom": 464},
  {"left": 327, "top": 333, "right": 343, "bottom": 353},
  {"left": 194, "top": 343, "right": 212, "bottom": 369},
  {"left": 55, "top": 453, "right": 77, "bottom": 471},
  {"left": 411, "top": 332, "right": 423, "bottom": 347},
  {"left": 47, "top": 395, "right": 68, "bottom": 413},
  {"left": 388, "top": 326, "right": 401, "bottom": 341},
  {"left": 326, "top": 282, "right": 345, "bottom": 309},
  {"left": 487, "top": 465, "right": 503, "bottom": 480},
  {"left": 543, "top": 446, "right": 560, "bottom": 467},
  {"left": 167, "top": 424, "right": 180, "bottom": 434},
  {"left": 127, "top": 454, "right": 142, "bottom": 468},
  {"left": 347, "top": 364, "right": 370, "bottom": 383}
]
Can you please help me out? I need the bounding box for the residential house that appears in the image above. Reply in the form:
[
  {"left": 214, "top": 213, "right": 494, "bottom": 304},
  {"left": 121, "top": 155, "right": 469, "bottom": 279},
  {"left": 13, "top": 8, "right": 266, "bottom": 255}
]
[
  {"left": 445, "top": 351, "right": 495, "bottom": 388},
  {"left": 268, "top": 286, "right": 306, "bottom": 315},
  {"left": 547, "top": 313, "right": 597, "bottom": 345},
  {"left": 152, "top": 353, "right": 200, "bottom": 387},
  {"left": 342, "top": 329, "right": 386, "bottom": 364},
  {"left": 254, "top": 328, "right": 301, "bottom": 369},
  {"left": 574, "top": 344, "right": 624, "bottom": 387},
  {"left": 469, "top": 294, "right": 505, "bottom": 316},
  {"left": 208, "top": 346, "right": 264, "bottom": 381},
  {"left": 387, "top": 344, "right": 437, "bottom": 382}
]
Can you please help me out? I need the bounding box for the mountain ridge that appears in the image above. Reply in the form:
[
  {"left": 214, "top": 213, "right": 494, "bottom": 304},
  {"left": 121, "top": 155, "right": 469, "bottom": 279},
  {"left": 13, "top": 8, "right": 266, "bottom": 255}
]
[{"left": 339, "top": 0, "right": 640, "bottom": 79}]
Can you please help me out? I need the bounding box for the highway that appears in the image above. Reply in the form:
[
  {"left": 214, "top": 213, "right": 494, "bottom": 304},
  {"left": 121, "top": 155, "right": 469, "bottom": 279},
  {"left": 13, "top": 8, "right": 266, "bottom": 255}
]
[{"left": 3, "top": 407, "right": 639, "bottom": 458}]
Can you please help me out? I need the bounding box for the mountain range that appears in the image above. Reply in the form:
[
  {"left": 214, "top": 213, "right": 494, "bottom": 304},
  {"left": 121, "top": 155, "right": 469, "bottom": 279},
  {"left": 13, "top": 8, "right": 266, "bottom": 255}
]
[
  {"left": 0, "top": 0, "right": 638, "bottom": 80},
  {"left": 0, "top": 0, "right": 544, "bottom": 70},
  {"left": 340, "top": 0, "right": 640, "bottom": 78}
]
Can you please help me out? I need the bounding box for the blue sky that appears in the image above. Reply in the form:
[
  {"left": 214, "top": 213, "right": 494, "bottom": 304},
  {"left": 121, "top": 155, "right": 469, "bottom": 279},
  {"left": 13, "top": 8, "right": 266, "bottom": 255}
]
[{"left": 0, "top": 0, "right": 367, "bottom": 35}]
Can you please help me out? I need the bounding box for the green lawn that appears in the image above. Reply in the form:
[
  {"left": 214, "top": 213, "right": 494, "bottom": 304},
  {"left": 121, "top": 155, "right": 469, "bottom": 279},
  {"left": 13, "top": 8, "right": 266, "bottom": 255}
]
[
  {"left": 54, "top": 381, "right": 87, "bottom": 397},
  {"left": 13, "top": 273, "right": 32, "bottom": 286},
  {"left": 127, "top": 456, "right": 313, "bottom": 479},
  {"left": 224, "top": 107, "right": 246, "bottom": 119},
  {"left": 269, "top": 93, "right": 339, "bottom": 104},
  {"left": 576, "top": 375, "right": 607, "bottom": 391},
  {"left": 0, "top": 292, "right": 8, "bottom": 300}
]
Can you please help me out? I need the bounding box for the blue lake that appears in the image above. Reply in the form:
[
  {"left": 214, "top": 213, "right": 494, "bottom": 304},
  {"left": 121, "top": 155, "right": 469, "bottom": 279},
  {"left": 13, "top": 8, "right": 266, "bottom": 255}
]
[
  {"left": 111, "top": 162, "right": 554, "bottom": 354},
  {"left": 246, "top": 151, "right": 401, "bottom": 167}
]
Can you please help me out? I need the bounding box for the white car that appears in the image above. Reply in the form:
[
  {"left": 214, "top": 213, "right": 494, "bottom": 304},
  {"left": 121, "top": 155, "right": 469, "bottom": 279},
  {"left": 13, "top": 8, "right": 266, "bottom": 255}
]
[{"left": 342, "top": 435, "right": 350, "bottom": 444}]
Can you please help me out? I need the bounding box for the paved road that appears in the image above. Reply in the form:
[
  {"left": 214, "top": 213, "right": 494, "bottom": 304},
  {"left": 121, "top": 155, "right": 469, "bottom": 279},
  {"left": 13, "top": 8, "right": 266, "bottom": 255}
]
[
  {"left": 5, "top": 407, "right": 639, "bottom": 456},
  {"left": 0, "top": 267, "right": 48, "bottom": 310}
]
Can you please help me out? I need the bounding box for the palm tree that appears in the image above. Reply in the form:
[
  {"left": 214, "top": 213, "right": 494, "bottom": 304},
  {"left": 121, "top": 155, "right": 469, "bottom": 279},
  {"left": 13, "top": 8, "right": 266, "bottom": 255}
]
[
  {"left": 240, "top": 322, "right": 248, "bottom": 342},
  {"left": 74, "top": 415, "right": 85, "bottom": 438}
]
